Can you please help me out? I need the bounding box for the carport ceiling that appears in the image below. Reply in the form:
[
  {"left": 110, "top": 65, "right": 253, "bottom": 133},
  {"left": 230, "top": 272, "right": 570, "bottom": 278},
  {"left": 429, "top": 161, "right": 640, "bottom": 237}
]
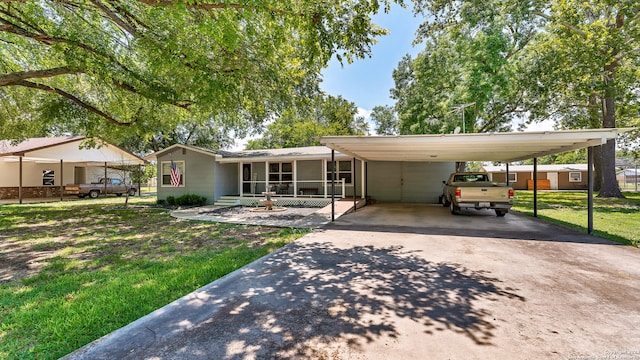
[{"left": 320, "top": 128, "right": 632, "bottom": 163}]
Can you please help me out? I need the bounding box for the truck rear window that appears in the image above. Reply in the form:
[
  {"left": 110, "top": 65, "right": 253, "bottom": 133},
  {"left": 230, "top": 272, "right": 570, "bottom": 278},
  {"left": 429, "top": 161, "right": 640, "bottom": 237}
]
[{"left": 453, "top": 174, "right": 490, "bottom": 182}]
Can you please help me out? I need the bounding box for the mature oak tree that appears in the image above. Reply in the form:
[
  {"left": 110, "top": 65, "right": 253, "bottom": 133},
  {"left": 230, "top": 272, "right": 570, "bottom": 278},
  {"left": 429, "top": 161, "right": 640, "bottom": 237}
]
[
  {"left": 0, "top": 0, "right": 392, "bottom": 146},
  {"left": 408, "top": 0, "right": 640, "bottom": 197},
  {"left": 370, "top": 104, "right": 398, "bottom": 135},
  {"left": 246, "top": 94, "right": 367, "bottom": 149}
]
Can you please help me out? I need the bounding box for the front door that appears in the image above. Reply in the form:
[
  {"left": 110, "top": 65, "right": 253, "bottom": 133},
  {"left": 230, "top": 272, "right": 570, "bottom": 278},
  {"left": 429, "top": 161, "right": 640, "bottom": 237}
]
[
  {"left": 242, "top": 164, "right": 252, "bottom": 193},
  {"left": 547, "top": 172, "right": 559, "bottom": 190}
]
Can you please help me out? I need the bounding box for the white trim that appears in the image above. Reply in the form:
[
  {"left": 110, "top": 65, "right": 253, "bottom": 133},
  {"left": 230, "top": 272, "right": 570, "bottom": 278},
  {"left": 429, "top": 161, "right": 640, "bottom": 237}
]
[
  {"left": 320, "top": 128, "right": 631, "bottom": 163},
  {"left": 293, "top": 160, "right": 298, "bottom": 198},
  {"left": 160, "top": 160, "right": 185, "bottom": 187},
  {"left": 239, "top": 162, "right": 243, "bottom": 197},
  {"left": 569, "top": 171, "right": 582, "bottom": 182},
  {"left": 508, "top": 172, "right": 517, "bottom": 182},
  {"left": 323, "top": 159, "right": 327, "bottom": 198},
  {"left": 327, "top": 160, "right": 353, "bottom": 184}
]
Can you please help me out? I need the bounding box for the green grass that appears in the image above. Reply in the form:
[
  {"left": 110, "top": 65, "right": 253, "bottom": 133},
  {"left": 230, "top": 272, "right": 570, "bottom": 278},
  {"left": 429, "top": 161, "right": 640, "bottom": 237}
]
[
  {"left": 0, "top": 197, "right": 309, "bottom": 359},
  {"left": 512, "top": 191, "right": 640, "bottom": 246}
]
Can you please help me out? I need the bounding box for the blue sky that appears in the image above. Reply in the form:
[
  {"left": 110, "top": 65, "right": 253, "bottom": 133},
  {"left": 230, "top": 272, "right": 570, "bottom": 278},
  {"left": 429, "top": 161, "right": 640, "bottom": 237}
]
[
  {"left": 320, "top": 4, "right": 424, "bottom": 120},
  {"left": 318, "top": 4, "right": 554, "bottom": 134}
]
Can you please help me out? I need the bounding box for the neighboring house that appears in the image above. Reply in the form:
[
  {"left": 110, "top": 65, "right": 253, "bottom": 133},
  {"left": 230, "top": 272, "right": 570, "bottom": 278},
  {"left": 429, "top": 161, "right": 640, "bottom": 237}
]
[
  {"left": 482, "top": 164, "right": 589, "bottom": 190},
  {"left": 146, "top": 144, "right": 456, "bottom": 205},
  {"left": 0, "top": 136, "right": 144, "bottom": 200},
  {"left": 617, "top": 168, "right": 639, "bottom": 185}
]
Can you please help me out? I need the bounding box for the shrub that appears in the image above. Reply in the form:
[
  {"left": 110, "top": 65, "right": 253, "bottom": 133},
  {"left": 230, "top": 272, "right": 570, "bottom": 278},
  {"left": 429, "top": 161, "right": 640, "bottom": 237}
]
[
  {"left": 174, "top": 194, "right": 207, "bottom": 206},
  {"left": 166, "top": 196, "right": 176, "bottom": 205}
]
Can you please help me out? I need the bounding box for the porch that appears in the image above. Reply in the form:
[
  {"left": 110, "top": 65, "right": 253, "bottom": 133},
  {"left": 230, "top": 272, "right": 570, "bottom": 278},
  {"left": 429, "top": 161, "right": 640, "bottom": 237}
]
[{"left": 228, "top": 157, "right": 365, "bottom": 200}]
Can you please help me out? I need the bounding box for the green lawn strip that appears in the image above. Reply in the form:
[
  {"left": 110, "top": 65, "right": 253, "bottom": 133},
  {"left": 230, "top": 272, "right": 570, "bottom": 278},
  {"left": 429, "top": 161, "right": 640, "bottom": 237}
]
[
  {"left": 512, "top": 191, "right": 640, "bottom": 246},
  {"left": 0, "top": 198, "right": 309, "bottom": 359}
]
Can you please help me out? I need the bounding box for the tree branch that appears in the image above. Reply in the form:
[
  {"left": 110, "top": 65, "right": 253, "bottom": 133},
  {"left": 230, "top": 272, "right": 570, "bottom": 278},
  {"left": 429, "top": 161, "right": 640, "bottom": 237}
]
[
  {"left": 135, "top": 0, "right": 308, "bottom": 17},
  {"left": 13, "top": 80, "right": 133, "bottom": 126},
  {"left": 534, "top": 11, "right": 587, "bottom": 39},
  {"left": 90, "top": 0, "right": 138, "bottom": 36},
  {"left": 0, "top": 66, "right": 82, "bottom": 86}
]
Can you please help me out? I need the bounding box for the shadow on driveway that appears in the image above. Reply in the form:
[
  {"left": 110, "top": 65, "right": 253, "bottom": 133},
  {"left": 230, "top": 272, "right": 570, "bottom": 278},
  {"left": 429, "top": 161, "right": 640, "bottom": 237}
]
[{"left": 65, "top": 241, "right": 525, "bottom": 359}]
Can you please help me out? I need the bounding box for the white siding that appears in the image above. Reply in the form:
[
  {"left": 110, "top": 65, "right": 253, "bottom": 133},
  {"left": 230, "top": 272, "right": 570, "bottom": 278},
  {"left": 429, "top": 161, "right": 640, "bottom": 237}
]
[{"left": 0, "top": 160, "right": 76, "bottom": 187}]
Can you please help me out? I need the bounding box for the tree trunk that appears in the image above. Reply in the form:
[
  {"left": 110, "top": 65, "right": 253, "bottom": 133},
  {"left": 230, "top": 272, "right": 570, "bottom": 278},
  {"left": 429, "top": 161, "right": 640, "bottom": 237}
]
[
  {"left": 588, "top": 93, "right": 602, "bottom": 191},
  {"left": 598, "top": 68, "right": 624, "bottom": 198},
  {"left": 592, "top": 145, "right": 602, "bottom": 192}
]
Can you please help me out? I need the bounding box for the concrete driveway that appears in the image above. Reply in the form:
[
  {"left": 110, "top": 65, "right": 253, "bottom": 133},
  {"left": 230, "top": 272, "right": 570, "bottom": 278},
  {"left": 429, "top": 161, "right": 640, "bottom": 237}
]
[{"left": 65, "top": 204, "right": 640, "bottom": 359}]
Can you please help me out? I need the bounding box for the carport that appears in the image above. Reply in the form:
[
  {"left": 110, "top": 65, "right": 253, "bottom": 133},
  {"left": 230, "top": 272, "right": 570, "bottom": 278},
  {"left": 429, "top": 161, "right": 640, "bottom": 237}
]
[
  {"left": 0, "top": 136, "right": 145, "bottom": 203},
  {"left": 320, "top": 128, "right": 633, "bottom": 234}
]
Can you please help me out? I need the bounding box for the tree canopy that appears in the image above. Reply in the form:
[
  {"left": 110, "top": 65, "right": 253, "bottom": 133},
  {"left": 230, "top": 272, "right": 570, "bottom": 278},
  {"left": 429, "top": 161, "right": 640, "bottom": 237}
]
[
  {"left": 398, "top": 0, "right": 640, "bottom": 197},
  {"left": 245, "top": 94, "right": 367, "bottom": 149},
  {"left": 0, "top": 0, "right": 392, "bottom": 145}
]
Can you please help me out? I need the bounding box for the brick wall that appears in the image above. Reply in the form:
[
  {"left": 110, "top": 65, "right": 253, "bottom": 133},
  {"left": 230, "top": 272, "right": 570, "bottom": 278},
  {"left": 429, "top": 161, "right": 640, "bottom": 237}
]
[{"left": 0, "top": 186, "right": 73, "bottom": 199}]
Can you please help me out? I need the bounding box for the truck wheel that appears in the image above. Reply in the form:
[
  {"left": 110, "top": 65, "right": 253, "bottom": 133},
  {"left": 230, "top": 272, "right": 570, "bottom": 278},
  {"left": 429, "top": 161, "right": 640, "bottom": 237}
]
[
  {"left": 450, "top": 202, "right": 459, "bottom": 215},
  {"left": 128, "top": 189, "right": 136, "bottom": 196},
  {"left": 442, "top": 196, "right": 451, "bottom": 207},
  {"left": 495, "top": 209, "right": 508, "bottom": 217},
  {"left": 89, "top": 190, "right": 100, "bottom": 199}
]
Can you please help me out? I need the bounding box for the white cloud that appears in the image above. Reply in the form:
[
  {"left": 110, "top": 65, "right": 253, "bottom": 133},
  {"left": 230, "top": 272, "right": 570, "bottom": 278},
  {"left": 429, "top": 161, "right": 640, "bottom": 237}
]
[
  {"left": 357, "top": 107, "right": 372, "bottom": 120},
  {"left": 522, "top": 119, "right": 555, "bottom": 132}
]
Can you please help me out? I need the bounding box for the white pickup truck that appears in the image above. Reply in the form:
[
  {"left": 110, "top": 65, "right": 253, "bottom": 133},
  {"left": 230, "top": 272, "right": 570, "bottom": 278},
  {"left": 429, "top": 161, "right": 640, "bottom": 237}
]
[{"left": 440, "top": 172, "right": 514, "bottom": 217}]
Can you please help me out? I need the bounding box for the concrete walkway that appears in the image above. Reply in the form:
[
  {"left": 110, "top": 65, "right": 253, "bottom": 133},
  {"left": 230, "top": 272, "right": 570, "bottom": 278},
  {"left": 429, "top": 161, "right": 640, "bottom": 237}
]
[
  {"left": 170, "top": 199, "right": 363, "bottom": 228},
  {"left": 63, "top": 205, "right": 640, "bottom": 359}
]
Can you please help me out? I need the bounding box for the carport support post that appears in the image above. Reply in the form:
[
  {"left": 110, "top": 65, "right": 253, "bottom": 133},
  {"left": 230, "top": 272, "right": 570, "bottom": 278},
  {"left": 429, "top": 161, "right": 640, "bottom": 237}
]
[
  {"left": 365, "top": 162, "right": 368, "bottom": 199},
  {"left": 60, "top": 159, "right": 64, "bottom": 201},
  {"left": 533, "top": 157, "right": 538, "bottom": 217},
  {"left": 104, "top": 162, "right": 107, "bottom": 196},
  {"left": 19, "top": 156, "right": 23, "bottom": 204},
  {"left": 353, "top": 158, "right": 356, "bottom": 212},
  {"left": 331, "top": 150, "right": 335, "bottom": 221},
  {"left": 588, "top": 146, "right": 594, "bottom": 234},
  {"left": 506, "top": 163, "right": 510, "bottom": 186},
  {"left": 137, "top": 165, "right": 142, "bottom": 196}
]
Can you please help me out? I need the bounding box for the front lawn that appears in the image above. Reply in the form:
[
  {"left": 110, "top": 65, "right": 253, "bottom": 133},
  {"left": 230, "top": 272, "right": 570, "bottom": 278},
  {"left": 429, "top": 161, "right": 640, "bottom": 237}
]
[
  {"left": 512, "top": 191, "right": 640, "bottom": 246},
  {"left": 0, "top": 197, "right": 308, "bottom": 359}
]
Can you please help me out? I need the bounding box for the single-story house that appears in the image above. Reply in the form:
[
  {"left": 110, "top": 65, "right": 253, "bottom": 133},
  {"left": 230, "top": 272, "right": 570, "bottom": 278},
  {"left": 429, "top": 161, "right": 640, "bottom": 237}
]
[
  {"left": 146, "top": 129, "right": 631, "bottom": 206},
  {"left": 0, "top": 136, "right": 145, "bottom": 200},
  {"left": 482, "top": 164, "right": 589, "bottom": 190},
  {"left": 617, "top": 168, "right": 639, "bottom": 184},
  {"left": 146, "top": 144, "right": 456, "bottom": 206}
]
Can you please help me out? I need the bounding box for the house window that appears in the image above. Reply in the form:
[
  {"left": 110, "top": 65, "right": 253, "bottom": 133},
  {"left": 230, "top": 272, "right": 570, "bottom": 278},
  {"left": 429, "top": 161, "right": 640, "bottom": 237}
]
[
  {"left": 43, "top": 170, "right": 55, "bottom": 186},
  {"left": 507, "top": 173, "right": 517, "bottom": 182},
  {"left": 327, "top": 160, "right": 352, "bottom": 184},
  {"left": 569, "top": 172, "right": 582, "bottom": 182},
  {"left": 161, "top": 161, "right": 185, "bottom": 187},
  {"left": 268, "top": 162, "right": 293, "bottom": 183}
]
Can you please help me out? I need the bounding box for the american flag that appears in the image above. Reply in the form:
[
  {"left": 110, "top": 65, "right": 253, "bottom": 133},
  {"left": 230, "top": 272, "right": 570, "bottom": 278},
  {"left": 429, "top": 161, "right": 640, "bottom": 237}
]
[{"left": 170, "top": 161, "right": 181, "bottom": 187}]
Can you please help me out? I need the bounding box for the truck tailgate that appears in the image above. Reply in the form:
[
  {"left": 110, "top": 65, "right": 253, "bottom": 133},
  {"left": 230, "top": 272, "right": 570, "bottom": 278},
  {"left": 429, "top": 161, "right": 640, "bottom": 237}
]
[{"left": 458, "top": 184, "right": 510, "bottom": 202}]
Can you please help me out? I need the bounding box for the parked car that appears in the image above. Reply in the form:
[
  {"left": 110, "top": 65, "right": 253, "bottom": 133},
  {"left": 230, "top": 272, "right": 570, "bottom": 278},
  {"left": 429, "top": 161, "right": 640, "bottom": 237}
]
[
  {"left": 66, "top": 178, "right": 137, "bottom": 199},
  {"left": 440, "top": 172, "right": 514, "bottom": 216}
]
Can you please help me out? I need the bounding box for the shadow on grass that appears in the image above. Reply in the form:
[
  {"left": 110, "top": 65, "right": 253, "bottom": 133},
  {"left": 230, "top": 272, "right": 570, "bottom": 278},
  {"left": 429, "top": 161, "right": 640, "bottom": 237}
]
[{"left": 68, "top": 242, "right": 525, "bottom": 359}]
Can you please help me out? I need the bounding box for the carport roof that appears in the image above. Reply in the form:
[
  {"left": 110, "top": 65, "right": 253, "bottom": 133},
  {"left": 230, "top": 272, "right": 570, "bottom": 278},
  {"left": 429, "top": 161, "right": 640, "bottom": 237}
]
[
  {"left": 0, "top": 136, "right": 145, "bottom": 165},
  {"left": 320, "top": 128, "right": 634, "bottom": 163}
]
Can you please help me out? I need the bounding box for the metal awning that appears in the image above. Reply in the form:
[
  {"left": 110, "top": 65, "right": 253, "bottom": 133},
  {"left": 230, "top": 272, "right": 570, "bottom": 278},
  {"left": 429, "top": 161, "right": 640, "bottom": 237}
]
[
  {"left": 320, "top": 128, "right": 632, "bottom": 163},
  {"left": 0, "top": 137, "right": 145, "bottom": 165},
  {"left": 320, "top": 128, "right": 637, "bottom": 235}
]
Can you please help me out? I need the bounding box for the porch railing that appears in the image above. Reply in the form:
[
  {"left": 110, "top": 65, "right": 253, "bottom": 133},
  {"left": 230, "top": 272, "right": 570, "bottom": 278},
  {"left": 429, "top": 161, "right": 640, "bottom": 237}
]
[{"left": 240, "top": 179, "right": 346, "bottom": 198}]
